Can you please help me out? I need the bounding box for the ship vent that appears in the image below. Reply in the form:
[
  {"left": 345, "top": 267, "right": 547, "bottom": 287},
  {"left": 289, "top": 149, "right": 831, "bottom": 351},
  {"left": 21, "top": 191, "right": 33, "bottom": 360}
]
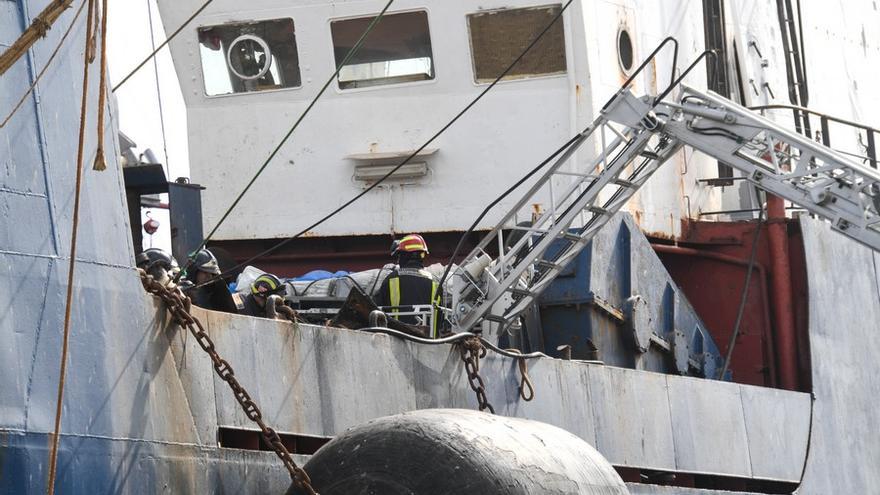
[{"left": 218, "top": 427, "right": 331, "bottom": 455}]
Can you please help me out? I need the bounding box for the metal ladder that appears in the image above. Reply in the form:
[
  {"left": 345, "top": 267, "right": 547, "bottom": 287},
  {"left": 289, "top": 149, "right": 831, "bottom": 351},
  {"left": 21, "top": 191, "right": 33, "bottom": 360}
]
[
  {"left": 664, "top": 85, "right": 880, "bottom": 250},
  {"left": 451, "top": 85, "right": 880, "bottom": 335},
  {"left": 450, "top": 93, "right": 683, "bottom": 335}
]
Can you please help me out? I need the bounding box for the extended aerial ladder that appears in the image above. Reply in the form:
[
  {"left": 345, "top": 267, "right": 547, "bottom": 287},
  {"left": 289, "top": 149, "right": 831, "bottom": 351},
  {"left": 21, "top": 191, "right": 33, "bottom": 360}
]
[{"left": 450, "top": 64, "right": 880, "bottom": 336}]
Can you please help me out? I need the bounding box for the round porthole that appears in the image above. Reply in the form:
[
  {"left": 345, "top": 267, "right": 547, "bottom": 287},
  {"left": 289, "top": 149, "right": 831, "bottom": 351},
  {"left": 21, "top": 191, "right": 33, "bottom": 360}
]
[
  {"left": 226, "top": 34, "right": 272, "bottom": 80},
  {"left": 618, "top": 29, "right": 634, "bottom": 73}
]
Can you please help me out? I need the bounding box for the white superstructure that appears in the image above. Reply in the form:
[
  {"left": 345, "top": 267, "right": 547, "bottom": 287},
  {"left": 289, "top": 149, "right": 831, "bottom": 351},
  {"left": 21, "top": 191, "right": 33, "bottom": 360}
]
[{"left": 157, "top": 0, "right": 880, "bottom": 242}]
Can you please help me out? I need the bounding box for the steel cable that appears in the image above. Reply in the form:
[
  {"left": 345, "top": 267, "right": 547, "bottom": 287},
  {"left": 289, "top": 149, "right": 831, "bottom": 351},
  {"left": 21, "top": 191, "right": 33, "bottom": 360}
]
[
  {"left": 111, "top": 0, "right": 214, "bottom": 92},
  {"left": 193, "top": 0, "right": 576, "bottom": 287},
  {"left": 189, "top": 0, "right": 397, "bottom": 261},
  {"left": 437, "top": 37, "right": 684, "bottom": 290},
  {"left": 718, "top": 188, "right": 766, "bottom": 380}
]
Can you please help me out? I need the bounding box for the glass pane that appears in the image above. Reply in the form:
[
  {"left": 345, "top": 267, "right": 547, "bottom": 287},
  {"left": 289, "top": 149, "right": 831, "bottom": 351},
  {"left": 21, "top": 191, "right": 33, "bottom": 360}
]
[
  {"left": 331, "top": 11, "right": 434, "bottom": 90},
  {"left": 198, "top": 18, "right": 301, "bottom": 96},
  {"left": 467, "top": 5, "right": 567, "bottom": 83}
]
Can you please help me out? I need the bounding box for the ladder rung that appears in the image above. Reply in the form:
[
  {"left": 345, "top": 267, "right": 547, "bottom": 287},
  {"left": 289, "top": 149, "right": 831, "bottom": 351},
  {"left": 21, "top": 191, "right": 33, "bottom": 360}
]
[
  {"left": 535, "top": 259, "right": 561, "bottom": 270},
  {"left": 640, "top": 150, "right": 660, "bottom": 160},
  {"left": 507, "top": 287, "right": 534, "bottom": 298},
  {"left": 560, "top": 232, "right": 583, "bottom": 243},
  {"left": 554, "top": 171, "right": 599, "bottom": 180},
  {"left": 587, "top": 206, "right": 611, "bottom": 216},
  {"left": 484, "top": 314, "right": 507, "bottom": 324},
  {"left": 614, "top": 178, "right": 636, "bottom": 188},
  {"left": 510, "top": 225, "right": 550, "bottom": 234}
]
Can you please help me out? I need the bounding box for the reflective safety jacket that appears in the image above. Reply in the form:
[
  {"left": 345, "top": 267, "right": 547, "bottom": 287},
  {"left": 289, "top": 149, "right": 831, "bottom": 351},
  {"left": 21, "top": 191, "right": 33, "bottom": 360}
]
[
  {"left": 377, "top": 267, "right": 443, "bottom": 338},
  {"left": 232, "top": 292, "right": 267, "bottom": 318}
]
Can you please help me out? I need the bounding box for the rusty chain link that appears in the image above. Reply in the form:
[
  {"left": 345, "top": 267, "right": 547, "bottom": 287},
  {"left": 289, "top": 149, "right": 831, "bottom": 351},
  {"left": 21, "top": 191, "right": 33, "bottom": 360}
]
[
  {"left": 459, "top": 336, "right": 495, "bottom": 414},
  {"left": 139, "top": 271, "right": 318, "bottom": 495}
]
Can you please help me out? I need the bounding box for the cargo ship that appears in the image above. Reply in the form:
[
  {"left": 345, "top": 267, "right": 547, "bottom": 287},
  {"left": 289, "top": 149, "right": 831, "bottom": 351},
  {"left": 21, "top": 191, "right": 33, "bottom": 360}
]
[{"left": 2, "top": 0, "right": 880, "bottom": 493}]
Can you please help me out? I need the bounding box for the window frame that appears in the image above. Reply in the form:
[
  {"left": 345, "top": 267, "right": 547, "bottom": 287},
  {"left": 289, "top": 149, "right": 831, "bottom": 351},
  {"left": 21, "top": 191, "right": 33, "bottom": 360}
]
[
  {"left": 197, "top": 17, "right": 304, "bottom": 99},
  {"left": 465, "top": 3, "right": 570, "bottom": 87},
  {"left": 327, "top": 8, "right": 439, "bottom": 94}
]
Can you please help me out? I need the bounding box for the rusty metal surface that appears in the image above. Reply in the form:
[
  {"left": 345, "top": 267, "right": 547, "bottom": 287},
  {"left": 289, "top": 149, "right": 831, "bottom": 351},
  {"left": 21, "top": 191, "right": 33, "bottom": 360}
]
[
  {"left": 140, "top": 274, "right": 316, "bottom": 493},
  {"left": 458, "top": 337, "right": 495, "bottom": 413},
  {"left": 0, "top": 429, "right": 297, "bottom": 494},
  {"left": 627, "top": 485, "right": 755, "bottom": 495},
  {"left": 184, "top": 305, "right": 812, "bottom": 484}
]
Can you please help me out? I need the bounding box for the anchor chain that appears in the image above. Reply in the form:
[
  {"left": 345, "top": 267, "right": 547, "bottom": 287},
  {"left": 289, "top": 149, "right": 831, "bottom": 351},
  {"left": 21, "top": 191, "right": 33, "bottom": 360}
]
[
  {"left": 139, "top": 271, "right": 318, "bottom": 495},
  {"left": 459, "top": 337, "right": 495, "bottom": 414}
]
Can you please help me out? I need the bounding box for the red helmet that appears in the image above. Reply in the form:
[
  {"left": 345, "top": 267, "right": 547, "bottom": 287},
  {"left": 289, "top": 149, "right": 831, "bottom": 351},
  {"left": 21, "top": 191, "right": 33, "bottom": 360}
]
[{"left": 393, "top": 234, "right": 429, "bottom": 256}]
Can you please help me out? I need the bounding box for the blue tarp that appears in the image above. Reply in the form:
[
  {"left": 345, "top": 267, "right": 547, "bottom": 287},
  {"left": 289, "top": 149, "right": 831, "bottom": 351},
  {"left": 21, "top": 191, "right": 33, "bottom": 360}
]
[{"left": 290, "top": 270, "right": 351, "bottom": 282}]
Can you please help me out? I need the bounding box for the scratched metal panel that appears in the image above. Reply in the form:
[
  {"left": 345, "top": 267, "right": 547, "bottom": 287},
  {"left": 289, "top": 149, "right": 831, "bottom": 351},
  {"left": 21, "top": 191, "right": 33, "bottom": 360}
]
[
  {"left": 0, "top": 95, "right": 45, "bottom": 196},
  {"left": 409, "top": 342, "right": 470, "bottom": 410},
  {"left": 18, "top": 4, "right": 134, "bottom": 268},
  {"left": 506, "top": 359, "right": 598, "bottom": 446},
  {"left": 0, "top": 4, "right": 22, "bottom": 46},
  {"left": 0, "top": 254, "right": 52, "bottom": 430},
  {"left": 589, "top": 366, "right": 676, "bottom": 470},
  {"left": 626, "top": 484, "right": 759, "bottom": 495},
  {"left": 208, "top": 317, "right": 417, "bottom": 437},
  {"left": 22, "top": 264, "right": 202, "bottom": 446},
  {"left": 311, "top": 328, "right": 416, "bottom": 435},
  {"left": 471, "top": 351, "right": 518, "bottom": 415},
  {"left": 740, "top": 386, "right": 811, "bottom": 482},
  {"left": 0, "top": 193, "right": 53, "bottom": 253},
  {"left": 667, "top": 376, "right": 752, "bottom": 477},
  {"left": 0, "top": 430, "right": 294, "bottom": 494},
  {"left": 165, "top": 306, "right": 221, "bottom": 445},
  {"left": 795, "top": 217, "right": 880, "bottom": 494}
]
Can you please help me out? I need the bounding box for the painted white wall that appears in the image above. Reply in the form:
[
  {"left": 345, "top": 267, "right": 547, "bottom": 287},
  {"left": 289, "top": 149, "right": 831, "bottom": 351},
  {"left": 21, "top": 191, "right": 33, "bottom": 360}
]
[{"left": 153, "top": 0, "right": 880, "bottom": 242}]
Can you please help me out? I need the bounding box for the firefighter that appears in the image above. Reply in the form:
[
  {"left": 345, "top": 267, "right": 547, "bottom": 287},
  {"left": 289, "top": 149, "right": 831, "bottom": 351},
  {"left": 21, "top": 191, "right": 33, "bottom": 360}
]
[
  {"left": 182, "top": 249, "right": 238, "bottom": 314},
  {"left": 376, "top": 234, "right": 443, "bottom": 337},
  {"left": 234, "top": 273, "right": 286, "bottom": 318},
  {"left": 135, "top": 248, "right": 179, "bottom": 286}
]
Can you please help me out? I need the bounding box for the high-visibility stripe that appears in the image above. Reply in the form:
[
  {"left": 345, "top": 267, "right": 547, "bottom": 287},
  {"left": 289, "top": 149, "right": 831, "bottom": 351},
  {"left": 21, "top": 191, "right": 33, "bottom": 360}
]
[
  {"left": 430, "top": 281, "right": 438, "bottom": 339},
  {"left": 389, "top": 276, "right": 400, "bottom": 318}
]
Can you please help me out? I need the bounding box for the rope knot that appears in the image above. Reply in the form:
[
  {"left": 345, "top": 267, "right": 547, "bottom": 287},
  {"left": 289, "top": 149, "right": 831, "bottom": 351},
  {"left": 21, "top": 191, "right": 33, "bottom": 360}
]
[{"left": 32, "top": 18, "right": 52, "bottom": 38}]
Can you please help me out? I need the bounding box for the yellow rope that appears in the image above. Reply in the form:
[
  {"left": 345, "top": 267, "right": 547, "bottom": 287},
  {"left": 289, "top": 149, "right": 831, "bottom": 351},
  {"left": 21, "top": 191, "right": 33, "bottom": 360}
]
[
  {"left": 0, "top": 0, "right": 73, "bottom": 77},
  {"left": 46, "top": 0, "right": 96, "bottom": 492},
  {"left": 92, "top": 0, "right": 108, "bottom": 171},
  {"left": 0, "top": 0, "right": 87, "bottom": 129}
]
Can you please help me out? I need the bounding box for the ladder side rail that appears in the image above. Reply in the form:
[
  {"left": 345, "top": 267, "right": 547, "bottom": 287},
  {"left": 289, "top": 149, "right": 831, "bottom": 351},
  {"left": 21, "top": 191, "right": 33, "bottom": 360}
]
[
  {"left": 667, "top": 120, "right": 880, "bottom": 250},
  {"left": 681, "top": 86, "right": 880, "bottom": 181},
  {"left": 500, "top": 138, "right": 685, "bottom": 322},
  {"left": 453, "top": 122, "right": 629, "bottom": 305},
  {"left": 664, "top": 88, "right": 880, "bottom": 252},
  {"left": 454, "top": 131, "right": 656, "bottom": 332},
  {"left": 489, "top": 125, "right": 633, "bottom": 279},
  {"left": 451, "top": 130, "right": 594, "bottom": 305},
  {"left": 461, "top": 128, "right": 595, "bottom": 263}
]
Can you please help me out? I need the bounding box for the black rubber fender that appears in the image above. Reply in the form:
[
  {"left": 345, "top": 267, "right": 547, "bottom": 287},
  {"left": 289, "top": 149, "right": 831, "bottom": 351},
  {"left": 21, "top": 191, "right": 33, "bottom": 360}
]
[{"left": 288, "top": 408, "right": 628, "bottom": 495}]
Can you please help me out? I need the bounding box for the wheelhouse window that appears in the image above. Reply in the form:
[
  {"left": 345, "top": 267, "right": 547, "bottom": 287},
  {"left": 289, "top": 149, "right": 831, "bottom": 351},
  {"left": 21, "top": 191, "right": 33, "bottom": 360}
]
[
  {"left": 331, "top": 11, "right": 434, "bottom": 90},
  {"left": 467, "top": 5, "right": 567, "bottom": 83},
  {"left": 198, "top": 19, "right": 301, "bottom": 96}
]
